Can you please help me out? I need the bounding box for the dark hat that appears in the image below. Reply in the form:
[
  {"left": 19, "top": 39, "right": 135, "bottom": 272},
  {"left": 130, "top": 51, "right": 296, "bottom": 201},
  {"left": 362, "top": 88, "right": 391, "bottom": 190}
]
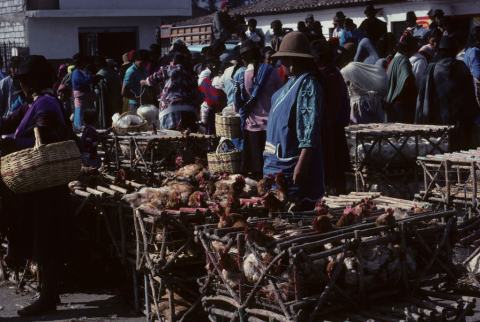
[
  {"left": 434, "top": 9, "right": 444, "bottom": 17},
  {"left": 261, "top": 46, "right": 275, "bottom": 56},
  {"left": 240, "top": 39, "right": 257, "bottom": 54},
  {"left": 136, "top": 49, "right": 151, "bottom": 62},
  {"left": 311, "top": 39, "right": 331, "bottom": 56},
  {"left": 399, "top": 35, "right": 416, "bottom": 48},
  {"left": 220, "top": 1, "right": 230, "bottom": 8},
  {"left": 427, "top": 9, "right": 435, "bottom": 17},
  {"left": 15, "top": 55, "right": 52, "bottom": 79},
  {"left": 364, "top": 5, "right": 378, "bottom": 14},
  {"left": 248, "top": 18, "right": 257, "bottom": 27},
  {"left": 272, "top": 32, "right": 317, "bottom": 59},
  {"left": 72, "top": 53, "right": 84, "bottom": 63},
  {"left": 313, "top": 21, "right": 322, "bottom": 28},
  {"left": 305, "top": 14, "right": 314, "bottom": 22},
  {"left": 95, "top": 56, "right": 107, "bottom": 66},
  {"left": 335, "top": 11, "right": 346, "bottom": 19},
  {"left": 271, "top": 20, "right": 283, "bottom": 29},
  {"left": 406, "top": 11, "right": 417, "bottom": 21},
  {"left": 297, "top": 21, "right": 306, "bottom": 29},
  {"left": 439, "top": 35, "right": 457, "bottom": 49},
  {"left": 205, "top": 52, "right": 219, "bottom": 61},
  {"left": 149, "top": 43, "right": 161, "bottom": 52}
]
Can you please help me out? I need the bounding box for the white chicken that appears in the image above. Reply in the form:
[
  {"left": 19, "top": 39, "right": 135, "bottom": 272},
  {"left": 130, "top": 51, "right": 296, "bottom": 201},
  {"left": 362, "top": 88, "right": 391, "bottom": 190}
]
[
  {"left": 243, "top": 253, "right": 264, "bottom": 284},
  {"left": 213, "top": 174, "right": 258, "bottom": 200}
]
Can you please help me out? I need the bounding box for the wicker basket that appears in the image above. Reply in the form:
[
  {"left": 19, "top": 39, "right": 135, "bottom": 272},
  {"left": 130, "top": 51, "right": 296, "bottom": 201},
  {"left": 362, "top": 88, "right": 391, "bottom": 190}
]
[
  {"left": 1, "top": 127, "right": 82, "bottom": 194},
  {"left": 113, "top": 111, "right": 148, "bottom": 135},
  {"left": 215, "top": 113, "right": 241, "bottom": 139},
  {"left": 207, "top": 139, "right": 241, "bottom": 174}
]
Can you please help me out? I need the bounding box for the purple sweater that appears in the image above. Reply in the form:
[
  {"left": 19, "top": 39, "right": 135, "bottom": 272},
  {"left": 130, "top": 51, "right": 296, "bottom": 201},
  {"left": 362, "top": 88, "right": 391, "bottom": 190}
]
[{"left": 234, "top": 65, "right": 284, "bottom": 131}]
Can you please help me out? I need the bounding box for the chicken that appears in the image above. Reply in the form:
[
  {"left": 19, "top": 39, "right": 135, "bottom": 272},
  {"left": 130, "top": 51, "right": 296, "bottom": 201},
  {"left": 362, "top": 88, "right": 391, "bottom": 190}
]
[
  {"left": 194, "top": 156, "right": 208, "bottom": 169},
  {"left": 258, "top": 273, "right": 294, "bottom": 303},
  {"left": 175, "top": 163, "right": 203, "bottom": 178},
  {"left": 413, "top": 203, "right": 428, "bottom": 213},
  {"left": 326, "top": 260, "right": 339, "bottom": 279},
  {"left": 315, "top": 199, "right": 332, "bottom": 217},
  {"left": 217, "top": 249, "right": 239, "bottom": 289},
  {"left": 336, "top": 206, "right": 357, "bottom": 228},
  {"left": 354, "top": 197, "right": 374, "bottom": 222},
  {"left": 114, "top": 169, "right": 126, "bottom": 185},
  {"left": 363, "top": 244, "right": 392, "bottom": 275},
  {"left": 212, "top": 182, "right": 230, "bottom": 201},
  {"left": 257, "top": 174, "right": 275, "bottom": 197},
  {"left": 257, "top": 220, "right": 278, "bottom": 237},
  {"left": 217, "top": 213, "right": 249, "bottom": 229},
  {"left": 121, "top": 188, "right": 168, "bottom": 209},
  {"left": 166, "top": 189, "right": 183, "bottom": 209},
  {"left": 201, "top": 180, "right": 216, "bottom": 199},
  {"left": 213, "top": 174, "right": 258, "bottom": 199},
  {"left": 146, "top": 176, "right": 162, "bottom": 188},
  {"left": 188, "top": 191, "right": 207, "bottom": 208},
  {"left": 260, "top": 191, "right": 287, "bottom": 213},
  {"left": 344, "top": 257, "right": 359, "bottom": 286},
  {"left": 175, "top": 156, "right": 184, "bottom": 170},
  {"left": 156, "top": 292, "right": 191, "bottom": 320},
  {"left": 312, "top": 215, "right": 334, "bottom": 234},
  {"left": 375, "top": 208, "right": 396, "bottom": 236},
  {"left": 243, "top": 253, "right": 264, "bottom": 284},
  {"left": 275, "top": 171, "right": 289, "bottom": 202},
  {"left": 244, "top": 226, "right": 274, "bottom": 247},
  {"left": 226, "top": 195, "right": 241, "bottom": 215}
]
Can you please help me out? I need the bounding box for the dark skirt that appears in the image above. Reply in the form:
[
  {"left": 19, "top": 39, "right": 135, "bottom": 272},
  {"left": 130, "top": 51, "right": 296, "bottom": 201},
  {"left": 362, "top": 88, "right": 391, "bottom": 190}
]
[
  {"left": 2, "top": 183, "right": 76, "bottom": 264},
  {"left": 241, "top": 130, "right": 266, "bottom": 174}
]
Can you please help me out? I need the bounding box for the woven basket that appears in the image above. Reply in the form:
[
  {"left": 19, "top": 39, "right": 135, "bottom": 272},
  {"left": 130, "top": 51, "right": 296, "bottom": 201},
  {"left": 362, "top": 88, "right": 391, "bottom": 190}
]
[
  {"left": 207, "top": 139, "right": 241, "bottom": 174},
  {"left": 114, "top": 111, "right": 148, "bottom": 135},
  {"left": 1, "top": 127, "right": 82, "bottom": 194},
  {"left": 215, "top": 113, "right": 241, "bottom": 139}
]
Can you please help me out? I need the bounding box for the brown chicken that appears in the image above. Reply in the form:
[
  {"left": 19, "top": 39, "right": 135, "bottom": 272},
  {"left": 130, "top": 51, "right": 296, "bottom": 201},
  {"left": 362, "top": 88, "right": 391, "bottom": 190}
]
[
  {"left": 375, "top": 208, "right": 396, "bottom": 236},
  {"left": 355, "top": 198, "right": 374, "bottom": 217},
  {"left": 413, "top": 203, "right": 428, "bottom": 213},
  {"left": 114, "top": 169, "right": 126, "bottom": 185},
  {"left": 315, "top": 199, "right": 332, "bottom": 217},
  {"left": 257, "top": 220, "right": 278, "bottom": 237},
  {"left": 244, "top": 226, "right": 275, "bottom": 247},
  {"left": 260, "top": 191, "right": 287, "bottom": 213},
  {"left": 175, "top": 156, "right": 184, "bottom": 170},
  {"left": 217, "top": 213, "right": 249, "bottom": 229},
  {"left": 336, "top": 206, "right": 357, "bottom": 228},
  {"left": 166, "top": 189, "right": 183, "bottom": 209},
  {"left": 257, "top": 174, "right": 275, "bottom": 196},
  {"left": 188, "top": 191, "right": 207, "bottom": 208},
  {"left": 200, "top": 178, "right": 216, "bottom": 199},
  {"left": 275, "top": 171, "right": 289, "bottom": 202},
  {"left": 225, "top": 176, "right": 246, "bottom": 214},
  {"left": 312, "top": 215, "right": 334, "bottom": 234}
]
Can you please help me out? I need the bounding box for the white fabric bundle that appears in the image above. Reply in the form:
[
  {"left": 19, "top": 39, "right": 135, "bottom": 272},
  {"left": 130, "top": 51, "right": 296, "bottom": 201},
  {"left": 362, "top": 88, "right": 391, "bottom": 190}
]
[
  {"left": 341, "top": 62, "right": 388, "bottom": 120},
  {"left": 115, "top": 114, "right": 144, "bottom": 128},
  {"left": 200, "top": 101, "right": 212, "bottom": 124},
  {"left": 137, "top": 104, "right": 159, "bottom": 129},
  {"left": 222, "top": 103, "right": 238, "bottom": 117}
]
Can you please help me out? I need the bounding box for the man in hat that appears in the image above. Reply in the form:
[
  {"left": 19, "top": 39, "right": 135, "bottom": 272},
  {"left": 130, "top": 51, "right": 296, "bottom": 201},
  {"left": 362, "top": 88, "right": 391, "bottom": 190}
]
[
  {"left": 233, "top": 39, "right": 283, "bottom": 177},
  {"left": 417, "top": 36, "right": 479, "bottom": 151},
  {"left": 246, "top": 18, "right": 265, "bottom": 48},
  {"left": 106, "top": 59, "right": 117, "bottom": 71},
  {"left": 96, "top": 56, "right": 122, "bottom": 125},
  {"left": 311, "top": 21, "right": 326, "bottom": 41},
  {"left": 212, "top": 1, "right": 233, "bottom": 43},
  {"left": 434, "top": 9, "right": 445, "bottom": 24},
  {"left": 332, "top": 11, "right": 346, "bottom": 39},
  {"left": 405, "top": 11, "right": 424, "bottom": 36},
  {"left": 305, "top": 14, "right": 315, "bottom": 32},
  {"left": 427, "top": 9, "right": 438, "bottom": 30},
  {"left": 122, "top": 49, "right": 149, "bottom": 113},
  {"left": 385, "top": 35, "right": 418, "bottom": 123},
  {"left": 269, "top": 20, "right": 285, "bottom": 51},
  {"left": 359, "top": 5, "right": 387, "bottom": 47},
  {"left": 0, "top": 56, "right": 20, "bottom": 117},
  {"left": 340, "top": 18, "right": 364, "bottom": 47}
]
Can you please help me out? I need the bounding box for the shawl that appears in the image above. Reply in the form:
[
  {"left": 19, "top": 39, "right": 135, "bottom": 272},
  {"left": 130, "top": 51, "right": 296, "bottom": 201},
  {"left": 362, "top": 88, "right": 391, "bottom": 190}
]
[
  {"left": 199, "top": 77, "right": 226, "bottom": 108},
  {"left": 385, "top": 54, "right": 412, "bottom": 106},
  {"left": 354, "top": 38, "right": 380, "bottom": 65},
  {"left": 341, "top": 62, "right": 388, "bottom": 121}
]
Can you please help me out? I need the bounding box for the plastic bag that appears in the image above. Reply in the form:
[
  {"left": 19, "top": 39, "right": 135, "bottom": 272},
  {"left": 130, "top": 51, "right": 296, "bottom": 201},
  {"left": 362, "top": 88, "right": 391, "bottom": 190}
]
[
  {"left": 137, "top": 105, "right": 159, "bottom": 129},
  {"left": 222, "top": 103, "right": 238, "bottom": 117},
  {"left": 116, "top": 114, "right": 144, "bottom": 128},
  {"left": 112, "top": 113, "right": 120, "bottom": 124}
]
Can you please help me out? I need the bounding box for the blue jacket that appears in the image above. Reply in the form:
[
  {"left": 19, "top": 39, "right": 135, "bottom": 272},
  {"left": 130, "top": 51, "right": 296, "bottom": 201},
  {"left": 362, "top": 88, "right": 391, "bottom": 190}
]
[{"left": 340, "top": 28, "right": 365, "bottom": 47}]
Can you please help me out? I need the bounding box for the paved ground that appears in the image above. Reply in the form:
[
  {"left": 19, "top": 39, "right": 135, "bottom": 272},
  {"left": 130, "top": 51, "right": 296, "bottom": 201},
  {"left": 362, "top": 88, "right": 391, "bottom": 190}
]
[{"left": 0, "top": 282, "right": 145, "bottom": 322}]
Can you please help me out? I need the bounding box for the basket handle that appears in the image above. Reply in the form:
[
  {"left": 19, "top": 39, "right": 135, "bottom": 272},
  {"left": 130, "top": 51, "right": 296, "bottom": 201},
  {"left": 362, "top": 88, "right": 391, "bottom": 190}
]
[
  {"left": 216, "top": 139, "right": 238, "bottom": 156},
  {"left": 34, "top": 127, "right": 44, "bottom": 148}
]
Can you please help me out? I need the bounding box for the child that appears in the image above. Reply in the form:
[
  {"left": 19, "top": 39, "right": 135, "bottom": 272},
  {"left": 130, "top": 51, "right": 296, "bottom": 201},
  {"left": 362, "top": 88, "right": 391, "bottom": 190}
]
[{"left": 81, "top": 109, "right": 101, "bottom": 168}]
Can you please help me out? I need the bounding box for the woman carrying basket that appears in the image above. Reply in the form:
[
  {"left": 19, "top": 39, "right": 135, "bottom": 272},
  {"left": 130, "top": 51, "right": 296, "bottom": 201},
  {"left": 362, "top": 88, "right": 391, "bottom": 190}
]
[
  {"left": 263, "top": 32, "right": 326, "bottom": 209},
  {"left": 233, "top": 39, "right": 283, "bottom": 179},
  {"left": 0, "top": 55, "right": 79, "bottom": 316}
]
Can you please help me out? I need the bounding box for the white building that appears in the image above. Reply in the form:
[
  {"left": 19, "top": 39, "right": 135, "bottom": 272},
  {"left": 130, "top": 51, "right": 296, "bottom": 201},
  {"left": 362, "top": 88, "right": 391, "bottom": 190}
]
[{"left": 0, "top": 0, "right": 192, "bottom": 63}]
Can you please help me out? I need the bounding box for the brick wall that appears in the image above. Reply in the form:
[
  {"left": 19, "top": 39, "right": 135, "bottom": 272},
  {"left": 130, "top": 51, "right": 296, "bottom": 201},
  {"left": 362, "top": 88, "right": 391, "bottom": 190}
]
[
  {"left": 0, "top": 0, "right": 24, "bottom": 14},
  {"left": 0, "top": 22, "right": 25, "bottom": 46}
]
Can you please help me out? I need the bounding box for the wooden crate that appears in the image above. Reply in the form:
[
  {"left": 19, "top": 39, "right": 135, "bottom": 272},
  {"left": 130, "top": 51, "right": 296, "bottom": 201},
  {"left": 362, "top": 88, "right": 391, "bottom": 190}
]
[{"left": 170, "top": 24, "right": 212, "bottom": 46}]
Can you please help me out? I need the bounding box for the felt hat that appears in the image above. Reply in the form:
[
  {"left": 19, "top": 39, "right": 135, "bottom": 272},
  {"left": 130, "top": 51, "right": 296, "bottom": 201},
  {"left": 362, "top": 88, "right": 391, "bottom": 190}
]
[
  {"left": 205, "top": 52, "right": 219, "bottom": 62},
  {"left": 405, "top": 11, "right": 417, "bottom": 21},
  {"left": 122, "top": 53, "right": 130, "bottom": 65},
  {"left": 240, "top": 39, "right": 258, "bottom": 54},
  {"left": 106, "top": 59, "right": 116, "bottom": 67},
  {"left": 72, "top": 53, "right": 84, "bottom": 63},
  {"left": 427, "top": 9, "right": 435, "bottom": 17},
  {"left": 313, "top": 21, "right": 322, "bottom": 28},
  {"left": 220, "top": 1, "right": 231, "bottom": 8},
  {"left": 271, "top": 20, "right": 283, "bottom": 29},
  {"left": 311, "top": 39, "right": 331, "bottom": 56},
  {"left": 439, "top": 35, "right": 457, "bottom": 49},
  {"left": 15, "top": 55, "right": 52, "bottom": 79},
  {"left": 364, "top": 5, "right": 378, "bottom": 14},
  {"left": 272, "top": 32, "right": 318, "bottom": 59},
  {"left": 305, "top": 14, "right": 314, "bottom": 22},
  {"left": 434, "top": 9, "right": 444, "bottom": 17},
  {"left": 335, "top": 11, "right": 346, "bottom": 19},
  {"left": 248, "top": 18, "right": 257, "bottom": 27},
  {"left": 399, "top": 35, "right": 416, "bottom": 48}
]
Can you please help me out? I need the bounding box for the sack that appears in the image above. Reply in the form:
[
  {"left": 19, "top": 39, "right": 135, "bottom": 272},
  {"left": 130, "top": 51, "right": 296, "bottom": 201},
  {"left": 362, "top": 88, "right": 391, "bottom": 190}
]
[{"left": 1, "top": 127, "right": 82, "bottom": 194}]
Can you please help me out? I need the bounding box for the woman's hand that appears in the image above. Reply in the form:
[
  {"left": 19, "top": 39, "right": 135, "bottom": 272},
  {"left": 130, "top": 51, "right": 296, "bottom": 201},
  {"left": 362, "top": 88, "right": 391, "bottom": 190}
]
[
  {"left": 140, "top": 80, "right": 148, "bottom": 86},
  {"left": 293, "top": 162, "right": 308, "bottom": 185}
]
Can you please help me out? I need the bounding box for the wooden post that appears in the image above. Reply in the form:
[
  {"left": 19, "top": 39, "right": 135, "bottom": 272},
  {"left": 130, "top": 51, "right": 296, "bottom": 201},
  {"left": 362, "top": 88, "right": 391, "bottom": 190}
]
[
  {"left": 167, "top": 283, "right": 175, "bottom": 322},
  {"left": 472, "top": 161, "right": 477, "bottom": 207},
  {"left": 237, "top": 234, "right": 245, "bottom": 303},
  {"left": 133, "top": 210, "right": 142, "bottom": 271},
  {"left": 119, "top": 205, "right": 127, "bottom": 266},
  {"left": 445, "top": 160, "right": 450, "bottom": 206},
  {"left": 131, "top": 264, "right": 140, "bottom": 314},
  {"left": 355, "top": 230, "right": 365, "bottom": 307}
]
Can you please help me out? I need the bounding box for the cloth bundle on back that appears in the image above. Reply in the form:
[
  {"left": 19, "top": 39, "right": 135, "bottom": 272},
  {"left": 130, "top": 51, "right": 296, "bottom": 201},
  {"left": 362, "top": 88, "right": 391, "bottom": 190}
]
[
  {"left": 341, "top": 62, "right": 388, "bottom": 124},
  {"left": 354, "top": 38, "right": 379, "bottom": 64}
]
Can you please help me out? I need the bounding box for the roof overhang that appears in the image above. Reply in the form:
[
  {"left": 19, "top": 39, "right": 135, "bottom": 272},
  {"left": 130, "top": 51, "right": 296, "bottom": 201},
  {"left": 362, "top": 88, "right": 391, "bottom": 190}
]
[{"left": 26, "top": 8, "right": 191, "bottom": 18}]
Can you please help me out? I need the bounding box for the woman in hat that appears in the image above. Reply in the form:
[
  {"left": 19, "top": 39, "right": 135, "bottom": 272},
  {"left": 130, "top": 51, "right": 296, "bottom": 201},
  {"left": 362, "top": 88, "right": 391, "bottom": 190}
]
[
  {"left": 0, "top": 55, "right": 78, "bottom": 316},
  {"left": 233, "top": 39, "right": 283, "bottom": 179},
  {"left": 263, "top": 32, "right": 326, "bottom": 207},
  {"left": 72, "top": 53, "right": 96, "bottom": 127}
]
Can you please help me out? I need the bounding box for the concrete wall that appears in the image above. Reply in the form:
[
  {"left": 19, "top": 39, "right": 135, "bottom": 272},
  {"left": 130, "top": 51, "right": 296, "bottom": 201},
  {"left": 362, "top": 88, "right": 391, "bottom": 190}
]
[
  {"left": 246, "top": 1, "right": 480, "bottom": 41},
  {"left": 59, "top": 0, "right": 190, "bottom": 11},
  {"left": 27, "top": 16, "right": 163, "bottom": 59}
]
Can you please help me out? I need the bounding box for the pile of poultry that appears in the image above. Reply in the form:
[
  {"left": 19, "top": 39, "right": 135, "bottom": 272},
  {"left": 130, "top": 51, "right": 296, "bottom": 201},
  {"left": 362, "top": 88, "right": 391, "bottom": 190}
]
[{"left": 201, "top": 196, "right": 453, "bottom": 311}]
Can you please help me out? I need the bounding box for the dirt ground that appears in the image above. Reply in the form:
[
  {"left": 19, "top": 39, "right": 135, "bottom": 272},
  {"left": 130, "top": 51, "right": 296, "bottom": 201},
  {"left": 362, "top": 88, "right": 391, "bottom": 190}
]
[{"left": 0, "top": 282, "right": 145, "bottom": 322}]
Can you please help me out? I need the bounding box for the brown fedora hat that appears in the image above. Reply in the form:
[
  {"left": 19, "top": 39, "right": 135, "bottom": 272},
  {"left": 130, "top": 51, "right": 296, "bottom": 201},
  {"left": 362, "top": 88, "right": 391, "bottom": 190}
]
[{"left": 272, "top": 32, "right": 318, "bottom": 59}]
